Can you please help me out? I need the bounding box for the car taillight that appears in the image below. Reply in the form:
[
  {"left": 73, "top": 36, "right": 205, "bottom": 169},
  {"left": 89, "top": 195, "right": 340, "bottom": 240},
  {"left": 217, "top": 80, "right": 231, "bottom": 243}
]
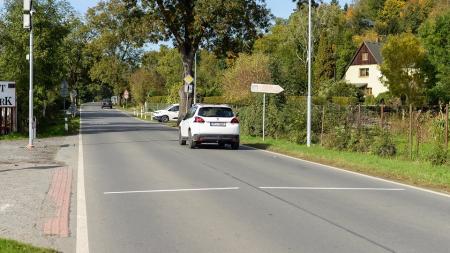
[
  {"left": 231, "top": 117, "right": 239, "bottom": 124},
  {"left": 194, "top": 117, "right": 205, "bottom": 123}
]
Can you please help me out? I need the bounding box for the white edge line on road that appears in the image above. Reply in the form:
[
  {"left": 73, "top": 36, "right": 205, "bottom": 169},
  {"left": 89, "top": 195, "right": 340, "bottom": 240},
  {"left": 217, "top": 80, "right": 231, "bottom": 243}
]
[
  {"left": 243, "top": 145, "right": 450, "bottom": 199},
  {"left": 104, "top": 187, "right": 240, "bottom": 195},
  {"left": 259, "top": 187, "right": 405, "bottom": 191},
  {"left": 76, "top": 108, "right": 90, "bottom": 253}
]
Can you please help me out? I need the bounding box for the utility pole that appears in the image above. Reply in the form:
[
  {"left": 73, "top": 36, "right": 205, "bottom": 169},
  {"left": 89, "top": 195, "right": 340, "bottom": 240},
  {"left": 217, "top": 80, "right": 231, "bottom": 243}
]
[
  {"left": 194, "top": 51, "right": 197, "bottom": 104},
  {"left": 306, "top": 0, "right": 313, "bottom": 147},
  {"left": 24, "top": 0, "right": 34, "bottom": 149}
]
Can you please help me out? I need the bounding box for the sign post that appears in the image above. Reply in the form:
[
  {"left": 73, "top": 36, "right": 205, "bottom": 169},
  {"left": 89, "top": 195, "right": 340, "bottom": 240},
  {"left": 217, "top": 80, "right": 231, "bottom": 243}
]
[
  {"left": 184, "top": 74, "right": 194, "bottom": 112},
  {"left": 61, "top": 80, "right": 69, "bottom": 110},
  {"left": 124, "top": 90, "right": 129, "bottom": 108},
  {"left": 61, "top": 80, "right": 69, "bottom": 131},
  {"left": 251, "top": 83, "right": 284, "bottom": 141}
]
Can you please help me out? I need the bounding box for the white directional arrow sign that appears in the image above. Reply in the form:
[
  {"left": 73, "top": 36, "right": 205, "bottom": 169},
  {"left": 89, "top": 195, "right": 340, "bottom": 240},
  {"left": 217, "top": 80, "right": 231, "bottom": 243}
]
[
  {"left": 251, "top": 83, "right": 284, "bottom": 94},
  {"left": 250, "top": 83, "right": 284, "bottom": 141}
]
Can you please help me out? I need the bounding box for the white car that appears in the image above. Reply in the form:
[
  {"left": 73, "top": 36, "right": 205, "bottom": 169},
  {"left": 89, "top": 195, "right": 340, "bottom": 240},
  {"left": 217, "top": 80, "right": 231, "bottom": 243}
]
[
  {"left": 152, "top": 104, "right": 179, "bottom": 122},
  {"left": 179, "top": 104, "right": 240, "bottom": 149}
]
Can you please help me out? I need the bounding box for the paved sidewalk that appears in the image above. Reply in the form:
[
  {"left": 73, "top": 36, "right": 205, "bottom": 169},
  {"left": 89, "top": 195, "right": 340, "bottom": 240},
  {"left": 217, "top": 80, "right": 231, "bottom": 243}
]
[{"left": 0, "top": 135, "right": 77, "bottom": 252}]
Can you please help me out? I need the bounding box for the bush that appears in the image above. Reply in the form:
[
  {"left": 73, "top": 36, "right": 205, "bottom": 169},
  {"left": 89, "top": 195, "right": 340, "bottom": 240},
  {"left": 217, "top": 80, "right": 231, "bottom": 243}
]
[
  {"left": 332, "top": 96, "right": 358, "bottom": 106},
  {"left": 239, "top": 94, "right": 322, "bottom": 143},
  {"left": 147, "top": 96, "right": 167, "bottom": 103},
  {"left": 427, "top": 117, "right": 448, "bottom": 165},
  {"left": 202, "top": 96, "right": 227, "bottom": 104},
  {"left": 371, "top": 129, "right": 397, "bottom": 157},
  {"left": 323, "top": 126, "right": 351, "bottom": 151},
  {"left": 364, "top": 95, "right": 376, "bottom": 105},
  {"left": 348, "top": 127, "right": 375, "bottom": 152},
  {"left": 239, "top": 97, "right": 263, "bottom": 136},
  {"left": 428, "top": 145, "right": 448, "bottom": 166}
]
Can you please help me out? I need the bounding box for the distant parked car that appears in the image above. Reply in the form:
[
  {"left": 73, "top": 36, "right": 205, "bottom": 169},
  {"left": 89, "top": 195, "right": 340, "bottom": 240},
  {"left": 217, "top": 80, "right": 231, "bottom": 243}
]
[
  {"left": 153, "top": 104, "right": 179, "bottom": 122},
  {"left": 179, "top": 104, "right": 240, "bottom": 149},
  {"left": 101, "top": 99, "right": 113, "bottom": 109}
]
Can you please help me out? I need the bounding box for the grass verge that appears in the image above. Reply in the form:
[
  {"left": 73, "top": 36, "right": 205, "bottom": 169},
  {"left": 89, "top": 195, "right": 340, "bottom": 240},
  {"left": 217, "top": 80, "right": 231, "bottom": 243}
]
[
  {"left": 0, "top": 114, "right": 80, "bottom": 141},
  {"left": 0, "top": 132, "right": 27, "bottom": 141},
  {"left": 241, "top": 135, "right": 450, "bottom": 194},
  {"left": 37, "top": 115, "right": 80, "bottom": 138},
  {"left": 0, "top": 238, "right": 58, "bottom": 253}
]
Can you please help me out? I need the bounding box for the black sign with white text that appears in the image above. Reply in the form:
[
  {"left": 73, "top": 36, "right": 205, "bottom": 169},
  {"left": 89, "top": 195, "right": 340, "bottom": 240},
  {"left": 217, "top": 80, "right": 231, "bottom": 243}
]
[{"left": 0, "top": 81, "right": 16, "bottom": 107}]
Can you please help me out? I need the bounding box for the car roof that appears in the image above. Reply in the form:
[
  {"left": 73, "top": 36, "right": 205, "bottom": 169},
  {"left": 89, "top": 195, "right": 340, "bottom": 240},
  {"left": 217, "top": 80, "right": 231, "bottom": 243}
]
[{"left": 194, "top": 104, "right": 231, "bottom": 108}]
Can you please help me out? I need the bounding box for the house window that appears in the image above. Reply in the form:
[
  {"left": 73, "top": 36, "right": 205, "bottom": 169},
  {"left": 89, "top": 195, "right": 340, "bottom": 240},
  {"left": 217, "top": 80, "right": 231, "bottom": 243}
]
[
  {"left": 365, "top": 87, "right": 373, "bottom": 96},
  {"left": 359, "top": 68, "right": 369, "bottom": 77},
  {"left": 362, "top": 52, "right": 369, "bottom": 61}
]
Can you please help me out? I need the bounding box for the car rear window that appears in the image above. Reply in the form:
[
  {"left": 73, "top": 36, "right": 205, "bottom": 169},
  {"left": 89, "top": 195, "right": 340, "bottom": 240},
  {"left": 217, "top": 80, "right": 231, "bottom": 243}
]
[{"left": 198, "top": 107, "right": 234, "bottom": 118}]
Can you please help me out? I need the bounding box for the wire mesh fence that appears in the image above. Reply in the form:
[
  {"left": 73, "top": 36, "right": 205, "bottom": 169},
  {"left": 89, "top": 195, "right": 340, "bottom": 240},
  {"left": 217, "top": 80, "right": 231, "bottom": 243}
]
[{"left": 237, "top": 99, "right": 449, "bottom": 164}]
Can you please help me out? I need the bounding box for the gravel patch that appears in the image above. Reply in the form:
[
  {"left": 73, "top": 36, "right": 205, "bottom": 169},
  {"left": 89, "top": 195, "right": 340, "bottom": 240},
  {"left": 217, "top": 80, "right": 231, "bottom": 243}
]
[{"left": 0, "top": 137, "right": 76, "bottom": 251}]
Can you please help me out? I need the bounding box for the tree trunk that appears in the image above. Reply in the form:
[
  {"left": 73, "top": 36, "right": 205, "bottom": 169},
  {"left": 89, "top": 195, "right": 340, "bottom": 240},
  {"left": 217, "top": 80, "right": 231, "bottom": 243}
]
[{"left": 177, "top": 50, "right": 195, "bottom": 125}]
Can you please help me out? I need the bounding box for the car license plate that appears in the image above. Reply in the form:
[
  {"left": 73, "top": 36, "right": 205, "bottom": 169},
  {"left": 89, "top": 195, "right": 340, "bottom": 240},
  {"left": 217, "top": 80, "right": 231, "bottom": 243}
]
[{"left": 210, "top": 122, "right": 226, "bottom": 127}]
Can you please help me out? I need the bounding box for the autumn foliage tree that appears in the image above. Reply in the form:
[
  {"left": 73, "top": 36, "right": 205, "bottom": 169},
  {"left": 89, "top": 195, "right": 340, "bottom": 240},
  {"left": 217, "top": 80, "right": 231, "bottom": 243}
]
[
  {"left": 221, "top": 53, "right": 272, "bottom": 102},
  {"left": 380, "top": 33, "right": 428, "bottom": 105}
]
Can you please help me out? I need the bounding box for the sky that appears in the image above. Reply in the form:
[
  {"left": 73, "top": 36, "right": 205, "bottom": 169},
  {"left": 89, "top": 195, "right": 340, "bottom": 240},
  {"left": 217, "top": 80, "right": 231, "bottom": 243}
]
[
  {"left": 69, "top": 0, "right": 298, "bottom": 19},
  {"left": 0, "top": 0, "right": 350, "bottom": 50},
  {"left": 1, "top": 0, "right": 353, "bottom": 19}
]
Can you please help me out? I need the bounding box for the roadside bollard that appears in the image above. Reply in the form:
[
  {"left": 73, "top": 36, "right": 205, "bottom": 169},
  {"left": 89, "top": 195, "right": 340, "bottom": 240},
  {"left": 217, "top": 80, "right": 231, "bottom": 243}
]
[
  {"left": 33, "top": 117, "right": 37, "bottom": 139},
  {"left": 65, "top": 117, "right": 68, "bottom": 131}
]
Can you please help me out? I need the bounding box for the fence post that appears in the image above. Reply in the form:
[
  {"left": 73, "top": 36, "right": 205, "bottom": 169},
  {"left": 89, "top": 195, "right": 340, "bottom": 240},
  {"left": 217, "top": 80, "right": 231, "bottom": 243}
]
[
  {"left": 357, "top": 104, "right": 361, "bottom": 130},
  {"left": 409, "top": 104, "right": 413, "bottom": 160},
  {"left": 320, "top": 105, "right": 325, "bottom": 146},
  {"left": 380, "top": 105, "right": 384, "bottom": 129},
  {"left": 446, "top": 103, "right": 448, "bottom": 150},
  {"left": 416, "top": 110, "right": 422, "bottom": 157},
  {"left": 0, "top": 108, "right": 3, "bottom": 135}
]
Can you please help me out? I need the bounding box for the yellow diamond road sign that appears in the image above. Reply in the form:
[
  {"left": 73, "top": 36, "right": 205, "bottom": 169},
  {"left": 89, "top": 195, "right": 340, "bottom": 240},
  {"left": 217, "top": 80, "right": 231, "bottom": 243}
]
[{"left": 184, "top": 75, "right": 194, "bottom": 84}]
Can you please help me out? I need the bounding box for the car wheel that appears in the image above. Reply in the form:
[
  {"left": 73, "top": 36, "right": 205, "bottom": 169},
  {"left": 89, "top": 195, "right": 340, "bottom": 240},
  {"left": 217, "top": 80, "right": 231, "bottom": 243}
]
[
  {"left": 179, "top": 129, "right": 186, "bottom": 145},
  {"left": 161, "top": 115, "right": 169, "bottom": 123},
  {"left": 188, "top": 130, "right": 196, "bottom": 149},
  {"left": 231, "top": 141, "right": 240, "bottom": 150}
]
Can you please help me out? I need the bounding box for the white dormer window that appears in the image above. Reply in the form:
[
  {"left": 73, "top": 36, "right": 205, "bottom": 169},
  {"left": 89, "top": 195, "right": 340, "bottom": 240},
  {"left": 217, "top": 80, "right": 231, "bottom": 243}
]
[{"left": 362, "top": 52, "right": 369, "bottom": 61}]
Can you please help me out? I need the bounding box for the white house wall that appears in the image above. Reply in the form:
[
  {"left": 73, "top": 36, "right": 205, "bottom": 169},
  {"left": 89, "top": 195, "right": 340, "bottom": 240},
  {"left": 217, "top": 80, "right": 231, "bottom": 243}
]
[{"left": 344, "top": 64, "right": 388, "bottom": 97}]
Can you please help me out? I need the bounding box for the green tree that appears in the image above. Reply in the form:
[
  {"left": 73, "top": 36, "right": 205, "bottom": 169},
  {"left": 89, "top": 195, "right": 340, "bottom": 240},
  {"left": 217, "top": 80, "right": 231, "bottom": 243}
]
[
  {"left": 313, "top": 32, "right": 336, "bottom": 87},
  {"left": 129, "top": 68, "right": 164, "bottom": 105},
  {"left": 62, "top": 18, "right": 95, "bottom": 103},
  {"left": 419, "top": 9, "right": 450, "bottom": 103},
  {"left": 84, "top": 0, "right": 148, "bottom": 100},
  {"left": 196, "top": 50, "right": 223, "bottom": 98},
  {"left": 124, "top": 0, "right": 272, "bottom": 118},
  {"left": 142, "top": 46, "right": 184, "bottom": 101},
  {"left": 380, "top": 33, "right": 428, "bottom": 105},
  {"left": 0, "top": 0, "right": 77, "bottom": 130}
]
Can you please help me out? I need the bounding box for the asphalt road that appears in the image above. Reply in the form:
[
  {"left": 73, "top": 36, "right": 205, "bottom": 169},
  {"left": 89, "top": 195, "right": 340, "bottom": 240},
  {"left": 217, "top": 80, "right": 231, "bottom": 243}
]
[{"left": 81, "top": 103, "right": 450, "bottom": 253}]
